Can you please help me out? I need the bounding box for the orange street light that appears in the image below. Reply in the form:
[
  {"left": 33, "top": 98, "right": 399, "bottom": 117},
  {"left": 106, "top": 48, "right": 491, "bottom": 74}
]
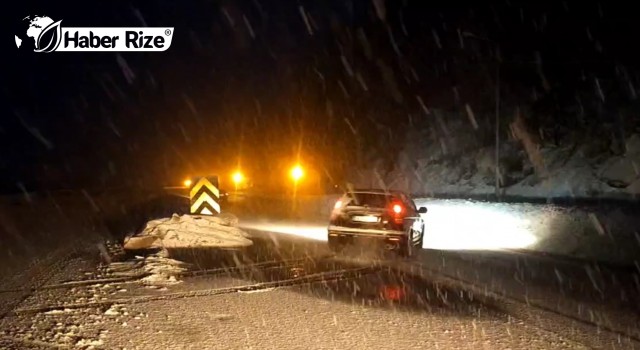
[
  {"left": 290, "top": 164, "right": 304, "bottom": 182},
  {"left": 232, "top": 171, "right": 244, "bottom": 185},
  {"left": 183, "top": 179, "right": 192, "bottom": 188}
]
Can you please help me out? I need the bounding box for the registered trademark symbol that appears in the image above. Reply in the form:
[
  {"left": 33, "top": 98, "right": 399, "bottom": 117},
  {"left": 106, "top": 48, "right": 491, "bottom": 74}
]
[{"left": 165, "top": 29, "right": 171, "bottom": 36}]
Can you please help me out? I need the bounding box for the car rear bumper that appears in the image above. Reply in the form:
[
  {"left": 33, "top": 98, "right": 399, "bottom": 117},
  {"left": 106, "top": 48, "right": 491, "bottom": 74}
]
[{"left": 327, "top": 225, "right": 406, "bottom": 238}]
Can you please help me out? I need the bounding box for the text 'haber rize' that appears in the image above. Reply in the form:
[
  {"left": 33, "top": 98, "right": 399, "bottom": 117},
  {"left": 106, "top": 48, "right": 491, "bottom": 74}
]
[{"left": 64, "top": 31, "right": 166, "bottom": 48}]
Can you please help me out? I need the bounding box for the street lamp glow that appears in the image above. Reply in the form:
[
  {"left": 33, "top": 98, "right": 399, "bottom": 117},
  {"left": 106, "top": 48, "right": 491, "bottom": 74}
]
[
  {"left": 290, "top": 165, "right": 304, "bottom": 182},
  {"left": 183, "top": 179, "right": 192, "bottom": 188},
  {"left": 232, "top": 171, "right": 244, "bottom": 185}
]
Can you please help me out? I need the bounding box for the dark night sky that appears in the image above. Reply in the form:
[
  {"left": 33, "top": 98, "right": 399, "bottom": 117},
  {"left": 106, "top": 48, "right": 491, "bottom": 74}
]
[{"left": 2, "top": 1, "right": 639, "bottom": 193}]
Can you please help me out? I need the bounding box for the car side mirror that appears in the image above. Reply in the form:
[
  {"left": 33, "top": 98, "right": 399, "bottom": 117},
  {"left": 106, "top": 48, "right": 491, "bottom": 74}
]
[{"left": 418, "top": 207, "right": 428, "bottom": 214}]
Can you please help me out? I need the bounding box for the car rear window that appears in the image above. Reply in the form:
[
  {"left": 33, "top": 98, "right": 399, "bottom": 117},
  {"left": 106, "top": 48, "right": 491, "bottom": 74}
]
[{"left": 346, "top": 193, "right": 397, "bottom": 208}]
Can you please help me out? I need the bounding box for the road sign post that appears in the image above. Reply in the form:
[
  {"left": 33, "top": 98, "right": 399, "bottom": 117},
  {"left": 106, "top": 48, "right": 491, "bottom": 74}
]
[{"left": 189, "top": 176, "right": 221, "bottom": 215}]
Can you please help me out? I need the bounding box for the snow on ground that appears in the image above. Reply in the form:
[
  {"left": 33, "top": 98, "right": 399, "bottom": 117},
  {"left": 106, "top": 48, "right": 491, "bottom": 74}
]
[
  {"left": 355, "top": 134, "right": 640, "bottom": 201},
  {"left": 124, "top": 213, "right": 252, "bottom": 250},
  {"left": 415, "top": 198, "right": 538, "bottom": 251},
  {"left": 415, "top": 198, "right": 640, "bottom": 264},
  {"left": 138, "top": 255, "right": 189, "bottom": 286},
  {"left": 105, "top": 253, "right": 193, "bottom": 286},
  {"left": 0, "top": 193, "right": 107, "bottom": 286}
]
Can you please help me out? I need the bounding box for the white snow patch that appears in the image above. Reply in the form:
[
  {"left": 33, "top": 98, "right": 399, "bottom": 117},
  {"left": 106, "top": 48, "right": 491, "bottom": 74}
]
[
  {"left": 44, "top": 308, "right": 75, "bottom": 315},
  {"left": 141, "top": 273, "right": 181, "bottom": 286},
  {"left": 76, "top": 338, "right": 103, "bottom": 347},
  {"left": 104, "top": 305, "right": 120, "bottom": 316},
  {"left": 238, "top": 287, "right": 277, "bottom": 294},
  {"left": 140, "top": 255, "right": 188, "bottom": 286},
  {"left": 105, "top": 253, "right": 190, "bottom": 286},
  {"left": 124, "top": 213, "right": 252, "bottom": 250}
]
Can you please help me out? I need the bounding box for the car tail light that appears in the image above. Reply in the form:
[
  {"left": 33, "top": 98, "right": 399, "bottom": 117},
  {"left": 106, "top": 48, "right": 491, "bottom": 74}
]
[
  {"left": 389, "top": 202, "right": 405, "bottom": 224},
  {"left": 380, "top": 285, "right": 405, "bottom": 301}
]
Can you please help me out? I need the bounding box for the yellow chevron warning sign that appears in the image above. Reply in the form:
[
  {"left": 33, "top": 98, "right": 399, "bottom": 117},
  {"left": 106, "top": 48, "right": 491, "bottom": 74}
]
[{"left": 189, "top": 176, "right": 221, "bottom": 215}]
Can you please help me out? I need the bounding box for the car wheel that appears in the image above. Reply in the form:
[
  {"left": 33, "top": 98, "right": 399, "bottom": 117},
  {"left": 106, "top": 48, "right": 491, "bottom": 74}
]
[
  {"left": 399, "top": 231, "right": 413, "bottom": 258},
  {"left": 328, "top": 236, "right": 343, "bottom": 253},
  {"left": 417, "top": 224, "right": 425, "bottom": 248}
]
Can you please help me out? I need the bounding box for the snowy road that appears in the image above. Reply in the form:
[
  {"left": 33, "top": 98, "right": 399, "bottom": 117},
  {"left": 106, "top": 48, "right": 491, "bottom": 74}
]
[
  {"left": 1, "top": 193, "right": 640, "bottom": 349},
  {"left": 1, "top": 230, "right": 638, "bottom": 349},
  {"left": 237, "top": 197, "right": 640, "bottom": 264},
  {"left": 0, "top": 235, "right": 609, "bottom": 349}
]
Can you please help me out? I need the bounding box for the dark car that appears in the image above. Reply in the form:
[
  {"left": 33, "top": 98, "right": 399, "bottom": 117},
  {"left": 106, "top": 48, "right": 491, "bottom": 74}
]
[{"left": 327, "top": 189, "right": 427, "bottom": 256}]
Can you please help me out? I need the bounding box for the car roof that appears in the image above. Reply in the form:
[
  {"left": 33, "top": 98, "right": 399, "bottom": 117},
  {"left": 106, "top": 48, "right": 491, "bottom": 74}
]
[{"left": 346, "top": 189, "right": 408, "bottom": 196}]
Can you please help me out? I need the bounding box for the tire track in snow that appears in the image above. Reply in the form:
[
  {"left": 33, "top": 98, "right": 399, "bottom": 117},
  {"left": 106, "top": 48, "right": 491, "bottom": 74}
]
[
  {"left": 10, "top": 266, "right": 380, "bottom": 316},
  {"left": 0, "top": 248, "right": 82, "bottom": 321}
]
